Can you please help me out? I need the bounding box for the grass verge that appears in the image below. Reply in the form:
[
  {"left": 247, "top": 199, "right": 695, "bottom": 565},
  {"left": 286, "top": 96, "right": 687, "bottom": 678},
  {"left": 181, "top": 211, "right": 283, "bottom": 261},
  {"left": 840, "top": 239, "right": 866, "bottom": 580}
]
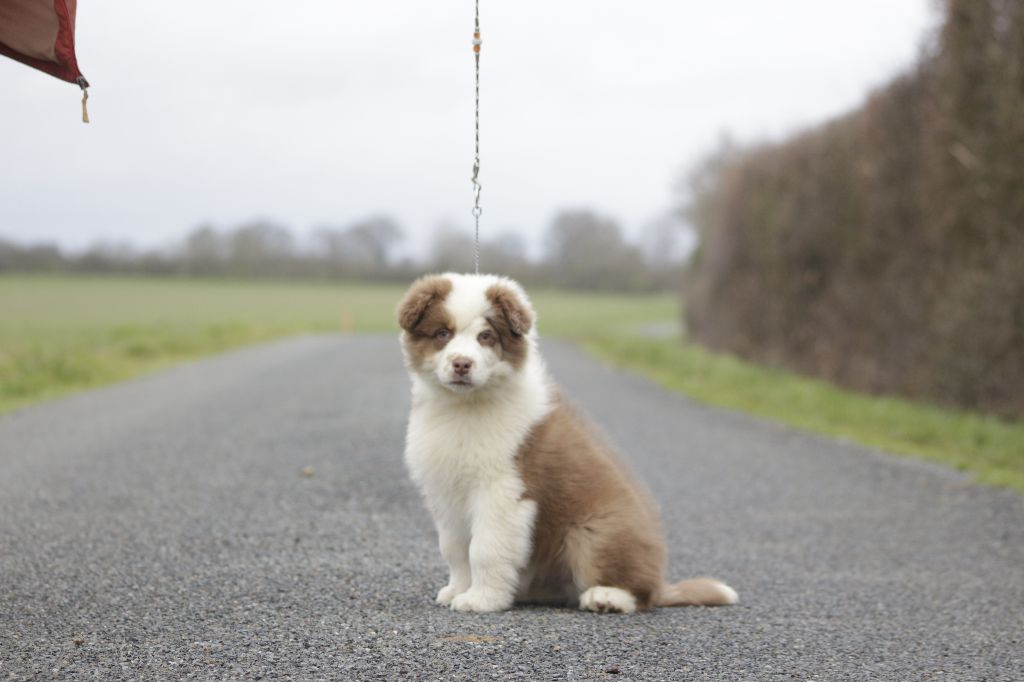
[{"left": 585, "top": 335, "right": 1024, "bottom": 493}]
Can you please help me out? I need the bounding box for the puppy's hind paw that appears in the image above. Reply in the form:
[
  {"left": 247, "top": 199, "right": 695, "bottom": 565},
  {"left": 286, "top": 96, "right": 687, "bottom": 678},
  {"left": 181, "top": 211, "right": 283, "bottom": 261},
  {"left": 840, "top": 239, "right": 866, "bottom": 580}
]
[{"left": 579, "top": 586, "right": 637, "bottom": 614}]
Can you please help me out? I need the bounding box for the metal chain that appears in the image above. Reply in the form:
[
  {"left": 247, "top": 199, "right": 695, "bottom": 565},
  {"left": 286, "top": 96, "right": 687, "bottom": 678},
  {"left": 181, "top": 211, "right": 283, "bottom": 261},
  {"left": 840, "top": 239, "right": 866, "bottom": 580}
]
[{"left": 471, "top": 0, "right": 482, "bottom": 274}]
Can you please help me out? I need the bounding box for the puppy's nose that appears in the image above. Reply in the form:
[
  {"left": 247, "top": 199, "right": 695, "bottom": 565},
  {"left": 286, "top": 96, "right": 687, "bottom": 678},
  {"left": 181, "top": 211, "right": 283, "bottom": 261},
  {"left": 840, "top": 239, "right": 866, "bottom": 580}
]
[{"left": 452, "top": 356, "right": 473, "bottom": 376}]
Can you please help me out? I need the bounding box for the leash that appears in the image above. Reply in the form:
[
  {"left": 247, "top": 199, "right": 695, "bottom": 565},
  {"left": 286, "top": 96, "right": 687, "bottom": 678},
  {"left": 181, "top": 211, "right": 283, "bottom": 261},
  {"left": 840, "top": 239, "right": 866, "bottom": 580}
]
[{"left": 471, "top": 0, "right": 482, "bottom": 274}]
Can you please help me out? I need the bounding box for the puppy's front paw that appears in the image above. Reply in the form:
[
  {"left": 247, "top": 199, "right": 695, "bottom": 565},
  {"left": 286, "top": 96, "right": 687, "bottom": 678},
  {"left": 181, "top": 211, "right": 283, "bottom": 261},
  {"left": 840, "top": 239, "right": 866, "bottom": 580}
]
[
  {"left": 435, "top": 585, "right": 464, "bottom": 606},
  {"left": 450, "top": 589, "right": 512, "bottom": 613}
]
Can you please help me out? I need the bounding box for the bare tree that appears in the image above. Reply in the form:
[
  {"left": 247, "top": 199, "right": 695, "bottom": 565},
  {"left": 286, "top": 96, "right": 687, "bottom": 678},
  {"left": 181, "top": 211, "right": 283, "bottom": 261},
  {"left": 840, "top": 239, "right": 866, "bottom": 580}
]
[
  {"left": 228, "top": 220, "right": 294, "bottom": 277},
  {"left": 180, "top": 224, "right": 226, "bottom": 275},
  {"left": 342, "top": 216, "right": 404, "bottom": 273},
  {"left": 0, "top": 238, "right": 64, "bottom": 272},
  {"left": 639, "top": 213, "right": 693, "bottom": 268},
  {"left": 542, "top": 210, "right": 648, "bottom": 290}
]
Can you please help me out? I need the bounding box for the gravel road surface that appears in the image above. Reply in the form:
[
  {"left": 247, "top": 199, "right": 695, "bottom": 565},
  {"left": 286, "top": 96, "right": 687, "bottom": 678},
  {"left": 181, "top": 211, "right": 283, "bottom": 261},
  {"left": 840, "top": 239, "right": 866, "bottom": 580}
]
[{"left": 1, "top": 334, "right": 1021, "bottom": 680}]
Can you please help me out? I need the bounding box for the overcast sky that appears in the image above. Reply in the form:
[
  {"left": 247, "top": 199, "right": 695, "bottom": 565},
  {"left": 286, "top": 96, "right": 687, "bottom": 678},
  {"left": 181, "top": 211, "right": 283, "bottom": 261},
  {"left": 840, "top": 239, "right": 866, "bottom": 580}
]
[{"left": 1, "top": 1, "right": 938, "bottom": 258}]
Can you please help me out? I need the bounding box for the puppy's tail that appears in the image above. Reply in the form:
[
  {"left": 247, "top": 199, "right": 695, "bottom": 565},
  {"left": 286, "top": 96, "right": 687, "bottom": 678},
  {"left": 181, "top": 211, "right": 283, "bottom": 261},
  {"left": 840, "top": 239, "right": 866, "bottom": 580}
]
[{"left": 657, "top": 577, "right": 738, "bottom": 607}]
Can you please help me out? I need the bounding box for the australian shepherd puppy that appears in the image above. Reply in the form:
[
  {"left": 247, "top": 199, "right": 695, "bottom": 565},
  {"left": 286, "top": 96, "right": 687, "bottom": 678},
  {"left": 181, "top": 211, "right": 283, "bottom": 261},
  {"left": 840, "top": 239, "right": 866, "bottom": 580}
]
[{"left": 397, "top": 273, "right": 737, "bottom": 614}]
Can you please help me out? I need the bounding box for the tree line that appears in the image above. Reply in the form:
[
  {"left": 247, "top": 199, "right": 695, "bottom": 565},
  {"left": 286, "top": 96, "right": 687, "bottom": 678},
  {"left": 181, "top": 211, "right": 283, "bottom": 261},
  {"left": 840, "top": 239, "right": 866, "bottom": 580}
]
[
  {"left": 683, "top": 0, "right": 1024, "bottom": 419},
  {"left": 0, "top": 210, "right": 691, "bottom": 293}
]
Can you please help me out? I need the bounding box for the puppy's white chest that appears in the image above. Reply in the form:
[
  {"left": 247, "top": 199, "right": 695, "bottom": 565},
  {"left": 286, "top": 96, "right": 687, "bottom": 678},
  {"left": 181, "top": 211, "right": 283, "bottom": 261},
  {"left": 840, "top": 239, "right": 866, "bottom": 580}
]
[{"left": 405, "top": 404, "right": 526, "bottom": 494}]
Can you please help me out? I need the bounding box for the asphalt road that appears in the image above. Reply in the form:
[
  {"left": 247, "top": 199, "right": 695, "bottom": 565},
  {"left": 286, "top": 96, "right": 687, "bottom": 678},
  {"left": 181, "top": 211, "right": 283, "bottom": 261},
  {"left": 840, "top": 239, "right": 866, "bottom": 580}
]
[{"left": 1, "top": 335, "right": 1022, "bottom": 681}]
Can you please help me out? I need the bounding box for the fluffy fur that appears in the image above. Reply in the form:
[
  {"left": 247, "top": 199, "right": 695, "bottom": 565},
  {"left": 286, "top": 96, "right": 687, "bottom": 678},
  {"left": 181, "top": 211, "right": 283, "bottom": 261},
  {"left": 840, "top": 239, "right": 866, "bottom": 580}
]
[{"left": 398, "top": 273, "right": 737, "bottom": 613}]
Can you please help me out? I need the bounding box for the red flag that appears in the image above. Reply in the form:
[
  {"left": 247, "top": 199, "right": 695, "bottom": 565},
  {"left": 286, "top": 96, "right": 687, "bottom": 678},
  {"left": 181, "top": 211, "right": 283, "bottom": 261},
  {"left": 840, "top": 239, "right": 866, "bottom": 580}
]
[{"left": 0, "top": 0, "right": 89, "bottom": 118}]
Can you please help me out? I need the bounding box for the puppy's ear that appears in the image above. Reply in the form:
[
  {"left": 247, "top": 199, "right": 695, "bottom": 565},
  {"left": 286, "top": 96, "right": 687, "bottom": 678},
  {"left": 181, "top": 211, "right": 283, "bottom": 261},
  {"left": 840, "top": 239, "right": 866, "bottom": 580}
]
[
  {"left": 397, "top": 275, "right": 452, "bottom": 331},
  {"left": 486, "top": 283, "right": 533, "bottom": 337}
]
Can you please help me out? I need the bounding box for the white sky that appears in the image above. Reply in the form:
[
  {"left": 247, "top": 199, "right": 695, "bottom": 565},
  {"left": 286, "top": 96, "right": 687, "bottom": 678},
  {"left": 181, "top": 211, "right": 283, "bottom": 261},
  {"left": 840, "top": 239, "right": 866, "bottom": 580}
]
[{"left": 0, "top": 1, "right": 939, "bottom": 258}]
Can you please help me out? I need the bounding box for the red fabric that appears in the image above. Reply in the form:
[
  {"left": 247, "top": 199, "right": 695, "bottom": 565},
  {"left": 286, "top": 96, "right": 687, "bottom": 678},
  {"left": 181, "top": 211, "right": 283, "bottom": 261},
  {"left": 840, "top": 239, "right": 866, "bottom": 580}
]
[{"left": 0, "top": 0, "right": 85, "bottom": 84}]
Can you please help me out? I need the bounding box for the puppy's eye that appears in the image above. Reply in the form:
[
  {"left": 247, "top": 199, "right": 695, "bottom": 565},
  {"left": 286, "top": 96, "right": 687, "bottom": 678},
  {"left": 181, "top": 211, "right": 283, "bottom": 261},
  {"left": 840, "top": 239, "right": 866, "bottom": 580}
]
[
  {"left": 435, "top": 329, "right": 451, "bottom": 340},
  {"left": 478, "top": 330, "right": 493, "bottom": 343}
]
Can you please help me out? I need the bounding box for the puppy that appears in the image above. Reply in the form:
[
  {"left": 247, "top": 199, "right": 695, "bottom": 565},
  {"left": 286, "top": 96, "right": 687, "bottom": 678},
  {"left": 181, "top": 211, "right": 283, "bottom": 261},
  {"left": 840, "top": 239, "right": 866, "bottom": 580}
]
[{"left": 397, "top": 272, "right": 737, "bottom": 613}]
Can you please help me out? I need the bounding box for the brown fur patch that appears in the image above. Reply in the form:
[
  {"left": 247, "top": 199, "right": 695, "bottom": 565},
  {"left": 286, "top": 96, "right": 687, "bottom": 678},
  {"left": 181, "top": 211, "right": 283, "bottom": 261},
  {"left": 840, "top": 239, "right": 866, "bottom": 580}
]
[
  {"left": 397, "top": 275, "right": 455, "bottom": 371},
  {"left": 657, "top": 577, "right": 737, "bottom": 606},
  {"left": 398, "top": 275, "right": 452, "bottom": 331},
  {"left": 485, "top": 284, "right": 533, "bottom": 369},
  {"left": 515, "top": 396, "right": 666, "bottom": 611}
]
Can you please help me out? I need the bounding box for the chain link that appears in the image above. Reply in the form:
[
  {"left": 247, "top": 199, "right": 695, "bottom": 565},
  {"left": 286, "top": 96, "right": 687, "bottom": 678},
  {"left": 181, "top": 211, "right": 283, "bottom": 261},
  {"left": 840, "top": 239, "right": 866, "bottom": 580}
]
[{"left": 471, "top": 0, "right": 482, "bottom": 274}]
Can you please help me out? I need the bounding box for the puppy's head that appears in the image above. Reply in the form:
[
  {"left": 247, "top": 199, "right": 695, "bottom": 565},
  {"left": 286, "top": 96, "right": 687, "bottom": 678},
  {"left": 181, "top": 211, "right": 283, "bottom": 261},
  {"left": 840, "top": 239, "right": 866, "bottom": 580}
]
[{"left": 397, "top": 273, "right": 535, "bottom": 395}]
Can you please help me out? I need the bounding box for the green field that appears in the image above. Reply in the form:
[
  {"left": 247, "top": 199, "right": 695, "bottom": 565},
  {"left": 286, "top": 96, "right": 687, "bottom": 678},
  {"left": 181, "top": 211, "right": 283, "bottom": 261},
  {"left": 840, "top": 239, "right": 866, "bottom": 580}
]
[
  {"left": 2, "top": 274, "right": 1021, "bottom": 492},
  {"left": 0, "top": 274, "right": 675, "bottom": 412}
]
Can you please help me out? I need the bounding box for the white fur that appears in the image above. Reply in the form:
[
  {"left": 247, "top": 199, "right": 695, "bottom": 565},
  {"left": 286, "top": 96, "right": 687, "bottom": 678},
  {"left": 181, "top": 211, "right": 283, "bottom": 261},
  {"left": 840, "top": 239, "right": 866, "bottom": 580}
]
[
  {"left": 403, "top": 273, "right": 554, "bottom": 612},
  {"left": 579, "top": 586, "right": 638, "bottom": 614},
  {"left": 718, "top": 583, "right": 739, "bottom": 605}
]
